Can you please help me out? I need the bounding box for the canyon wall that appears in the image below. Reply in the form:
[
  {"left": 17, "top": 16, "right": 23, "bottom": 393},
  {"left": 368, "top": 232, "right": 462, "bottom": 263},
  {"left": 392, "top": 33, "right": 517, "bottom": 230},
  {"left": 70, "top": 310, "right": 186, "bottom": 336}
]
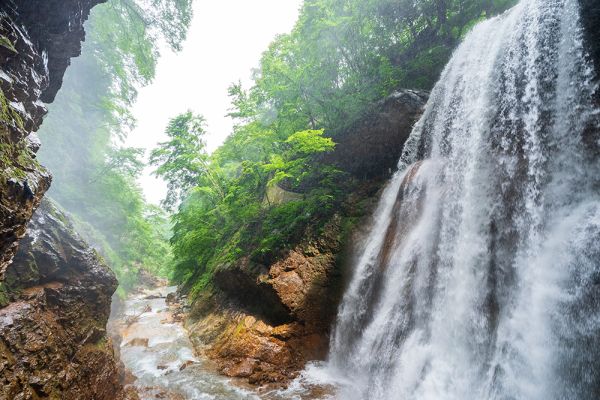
[
  {"left": 184, "top": 90, "right": 428, "bottom": 385},
  {"left": 0, "top": 199, "right": 135, "bottom": 399},
  {"left": 0, "top": 0, "right": 103, "bottom": 282},
  {"left": 579, "top": 0, "right": 600, "bottom": 70},
  {"left": 0, "top": 1, "right": 132, "bottom": 399},
  {"left": 578, "top": 0, "right": 600, "bottom": 159}
]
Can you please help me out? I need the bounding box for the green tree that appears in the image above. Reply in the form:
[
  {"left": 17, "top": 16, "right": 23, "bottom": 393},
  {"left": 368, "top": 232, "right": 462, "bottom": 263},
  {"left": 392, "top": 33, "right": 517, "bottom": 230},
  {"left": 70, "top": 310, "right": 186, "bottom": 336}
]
[
  {"left": 164, "top": 0, "right": 518, "bottom": 299},
  {"left": 37, "top": 0, "right": 193, "bottom": 292},
  {"left": 264, "top": 129, "right": 335, "bottom": 187},
  {"left": 150, "top": 112, "right": 212, "bottom": 211}
]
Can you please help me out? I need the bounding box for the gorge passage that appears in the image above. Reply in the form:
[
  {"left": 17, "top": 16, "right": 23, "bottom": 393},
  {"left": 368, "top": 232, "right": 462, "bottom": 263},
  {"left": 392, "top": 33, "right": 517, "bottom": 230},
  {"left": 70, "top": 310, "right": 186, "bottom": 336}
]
[{"left": 1, "top": 0, "right": 600, "bottom": 399}]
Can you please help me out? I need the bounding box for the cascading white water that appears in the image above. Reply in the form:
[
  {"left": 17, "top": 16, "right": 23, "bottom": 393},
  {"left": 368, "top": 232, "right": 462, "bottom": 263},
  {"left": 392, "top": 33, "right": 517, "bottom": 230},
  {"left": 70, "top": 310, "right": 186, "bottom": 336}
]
[{"left": 325, "top": 0, "right": 600, "bottom": 399}]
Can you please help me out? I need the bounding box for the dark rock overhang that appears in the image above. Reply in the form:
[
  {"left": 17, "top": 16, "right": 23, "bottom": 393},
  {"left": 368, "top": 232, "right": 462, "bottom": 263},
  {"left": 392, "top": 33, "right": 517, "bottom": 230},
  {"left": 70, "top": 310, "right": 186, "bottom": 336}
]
[{"left": 3, "top": 0, "right": 106, "bottom": 104}]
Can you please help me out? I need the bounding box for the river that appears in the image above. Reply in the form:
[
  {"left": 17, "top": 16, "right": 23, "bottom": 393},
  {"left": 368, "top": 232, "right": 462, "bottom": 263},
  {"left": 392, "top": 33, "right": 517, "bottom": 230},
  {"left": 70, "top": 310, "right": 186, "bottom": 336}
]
[
  {"left": 109, "top": 285, "right": 333, "bottom": 400},
  {"left": 110, "top": 285, "right": 263, "bottom": 399}
]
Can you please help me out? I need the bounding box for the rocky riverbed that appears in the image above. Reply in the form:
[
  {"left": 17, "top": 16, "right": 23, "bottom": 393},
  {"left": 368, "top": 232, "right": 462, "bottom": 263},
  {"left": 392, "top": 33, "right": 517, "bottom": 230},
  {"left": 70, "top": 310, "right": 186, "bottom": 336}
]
[
  {"left": 109, "top": 284, "right": 338, "bottom": 400},
  {"left": 109, "top": 285, "right": 262, "bottom": 399}
]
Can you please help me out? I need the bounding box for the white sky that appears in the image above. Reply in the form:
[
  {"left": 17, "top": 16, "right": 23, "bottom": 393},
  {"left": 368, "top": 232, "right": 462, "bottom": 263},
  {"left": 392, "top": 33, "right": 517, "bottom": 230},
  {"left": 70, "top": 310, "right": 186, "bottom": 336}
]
[{"left": 125, "top": 0, "right": 303, "bottom": 205}]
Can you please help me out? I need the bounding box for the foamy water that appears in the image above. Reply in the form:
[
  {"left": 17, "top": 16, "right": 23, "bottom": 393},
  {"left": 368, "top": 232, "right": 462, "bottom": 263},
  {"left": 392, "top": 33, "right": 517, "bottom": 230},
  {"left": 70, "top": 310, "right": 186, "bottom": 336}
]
[{"left": 113, "top": 286, "right": 261, "bottom": 400}]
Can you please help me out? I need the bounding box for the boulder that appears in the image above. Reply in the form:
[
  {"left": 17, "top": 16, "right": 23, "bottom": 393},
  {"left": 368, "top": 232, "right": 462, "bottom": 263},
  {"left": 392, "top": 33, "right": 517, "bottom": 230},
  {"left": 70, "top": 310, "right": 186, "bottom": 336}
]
[
  {"left": 0, "top": 0, "right": 103, "bottom": 278},
  {"left": 322, "top": 89, "right": 428, "bottom": 181},
  {"left": 0, "top": 199, "right": 133, "bottom": 399}
]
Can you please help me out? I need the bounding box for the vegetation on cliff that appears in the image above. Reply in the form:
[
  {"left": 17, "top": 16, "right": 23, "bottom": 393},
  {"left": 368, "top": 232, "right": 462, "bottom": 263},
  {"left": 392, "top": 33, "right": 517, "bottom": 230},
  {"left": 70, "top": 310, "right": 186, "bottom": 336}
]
[
  {"left": 151, "top": 112, "right": 340, "bottom": 292},
  {"left": 31, "top": 0, "right": 517, "bottom": 297},
  {"left": 158, "top": 0, "right": 517, "bottom": 296},
  {"left": 36, "top": 0, "right": 192, "bottom": 293}
]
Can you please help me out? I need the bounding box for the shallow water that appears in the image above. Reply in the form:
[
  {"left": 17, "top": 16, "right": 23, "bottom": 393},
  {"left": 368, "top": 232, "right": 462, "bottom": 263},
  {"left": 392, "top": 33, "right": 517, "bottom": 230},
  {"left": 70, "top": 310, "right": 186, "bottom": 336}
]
[
  {"left": 112, "top": 286, "right": 263, "bottom": 400},
  {"left": 111, "top": 286, "right": 334, "bottom": 400}
]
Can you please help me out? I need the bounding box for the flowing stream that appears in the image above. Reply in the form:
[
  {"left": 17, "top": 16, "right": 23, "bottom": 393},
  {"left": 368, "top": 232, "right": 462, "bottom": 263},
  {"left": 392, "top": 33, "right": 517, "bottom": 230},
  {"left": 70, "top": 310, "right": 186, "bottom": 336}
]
[
  {"left": 111, "top": 286, "right": 329, "bottom": 399},
  {"left": 111, "top": 286, "right": 261, "bottom": 400},
  {"left": 312, "top": 0, "right": 600, "bottom": 399}
]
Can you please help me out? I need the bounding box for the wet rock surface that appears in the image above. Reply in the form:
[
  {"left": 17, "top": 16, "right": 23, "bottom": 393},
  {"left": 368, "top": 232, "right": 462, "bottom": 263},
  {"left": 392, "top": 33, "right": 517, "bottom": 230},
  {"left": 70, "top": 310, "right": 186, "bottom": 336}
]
[
  {"left": 2, "top": 0, "right": 105, "bottom": 108},
  {"left": 184, "top": 90, "right": 428, "bottom": 386},
  {"left": 0, "top": 0, "right": 102, "bottom": 278},
  {"left": 186, "top": 216, "right": 346, "bottom": 386},
  {"left": 0, "top": 2, "right": 128, "bottom": 397},
  {"left": 579, "top": 0, "right": 600, "bottom": 73},
  {"left": 0, "top": 199, "right": 134, "bottom": 399},
  {"left": 322, "top": 89, "right": 428, "bottom": 181}
]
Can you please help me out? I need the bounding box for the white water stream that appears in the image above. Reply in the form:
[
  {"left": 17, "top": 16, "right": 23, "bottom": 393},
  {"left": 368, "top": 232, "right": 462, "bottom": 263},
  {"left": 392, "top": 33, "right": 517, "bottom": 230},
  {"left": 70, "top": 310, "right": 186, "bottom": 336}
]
[
  {"left": 113, "top": 286, "right": 261, "bottom": 400},
  {"left": 112, "top": 287, "right": 332, "bottom": 399}
]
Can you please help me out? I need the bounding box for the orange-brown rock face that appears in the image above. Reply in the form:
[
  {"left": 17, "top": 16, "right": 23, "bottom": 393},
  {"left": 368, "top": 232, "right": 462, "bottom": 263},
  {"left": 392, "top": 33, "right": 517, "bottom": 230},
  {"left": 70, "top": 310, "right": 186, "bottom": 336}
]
[
  {"left": 186, "top": 217, "right": 346, "bottom": 385},
  {"left": 184, "top": 90, "right": 428, "bottom": 386},
  {"left": 0, "top": 199, "right": 135, "bottom": 400},
  {"left": 189, "top": 309, "right": 329, "bottom": 385}
]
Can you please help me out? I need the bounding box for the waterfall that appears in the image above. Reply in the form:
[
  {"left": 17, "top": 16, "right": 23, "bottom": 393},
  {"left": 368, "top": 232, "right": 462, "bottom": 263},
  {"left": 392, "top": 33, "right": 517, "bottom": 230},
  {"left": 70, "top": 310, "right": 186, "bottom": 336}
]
[{"left": 326, "top": 0, "right": 600, "bottom": 399}]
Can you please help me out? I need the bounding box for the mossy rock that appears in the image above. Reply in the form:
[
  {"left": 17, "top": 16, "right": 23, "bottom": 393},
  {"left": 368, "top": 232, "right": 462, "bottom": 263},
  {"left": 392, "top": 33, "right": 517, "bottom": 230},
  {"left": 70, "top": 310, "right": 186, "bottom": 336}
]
[
  {"left": 0, "top": 283, "right": 10, "bottom": 308},
  {"left": 0, "top": 35, "right": 17, "bottom": 54}
]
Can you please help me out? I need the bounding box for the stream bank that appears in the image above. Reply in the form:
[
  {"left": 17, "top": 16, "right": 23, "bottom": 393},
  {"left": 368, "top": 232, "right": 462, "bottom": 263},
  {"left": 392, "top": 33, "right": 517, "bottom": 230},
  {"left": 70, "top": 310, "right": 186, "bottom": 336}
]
[
  {"left": 109, "top": 284, "right": 261, "bottom": 399},
  {"left": 109, "top": 283, "right": 337, "bottom": 400}
]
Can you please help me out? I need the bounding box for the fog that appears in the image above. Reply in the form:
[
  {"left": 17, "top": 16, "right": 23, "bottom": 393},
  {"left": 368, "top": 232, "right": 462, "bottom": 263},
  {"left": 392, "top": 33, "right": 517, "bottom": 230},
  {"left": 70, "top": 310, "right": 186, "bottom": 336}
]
[{"left": 125, "top": 0, "right": 303, "bottom": 205}]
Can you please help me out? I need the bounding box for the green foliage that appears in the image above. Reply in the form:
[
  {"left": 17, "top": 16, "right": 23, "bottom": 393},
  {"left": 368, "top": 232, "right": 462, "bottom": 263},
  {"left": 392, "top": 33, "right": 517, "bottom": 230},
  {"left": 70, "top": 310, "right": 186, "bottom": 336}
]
[
  {"left": 247, "top": 0, "right": 518, "bottom": 135},
  {"left": 36, "top": 0, "right": 517, "bottom": 298},
  {"left": 166, "top": 0, "right": 517, "bottom": 297},
  {"left": 159, "top": 115, "right": 341, "bottom": 291},
  {"left": 37, "top": 0, "right": 192, "bottom": 293},
  {"left": 264, "top": 129, "right": 335, "bottom": 187},
  {"left": 150, "top": 112, "right": 213, "bottom": 211}
]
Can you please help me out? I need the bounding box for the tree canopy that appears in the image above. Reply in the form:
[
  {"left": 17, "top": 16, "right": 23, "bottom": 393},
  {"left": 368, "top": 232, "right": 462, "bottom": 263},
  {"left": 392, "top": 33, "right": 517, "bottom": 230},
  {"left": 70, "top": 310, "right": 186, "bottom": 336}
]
[
  {"left": 150, "top": 112, "right": 210, "bottom": 211},
  {"left": 37, "top": 0, "right": 192, "bottom": 293},
  {"left": 38, "top": 0, "right": 517, "bottom": 297},
  {"left": 160, "top": 0, "right": 517, "bottom": 296}
]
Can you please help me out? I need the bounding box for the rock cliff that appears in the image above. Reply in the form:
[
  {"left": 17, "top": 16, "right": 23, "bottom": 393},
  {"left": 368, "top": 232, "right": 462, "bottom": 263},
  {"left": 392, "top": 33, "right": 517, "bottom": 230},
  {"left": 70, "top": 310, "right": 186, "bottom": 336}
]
[
  {"left": 579, "top": 0, "right": 600, "bottom": 72},
  {"left": 0, "top": 1, "right": 132, "bottom": 399},
  {"left": 323, "top": 90, "right": 429, "bottom": 180},
  {"left": 0, "top": 199, "right": 135, "bottom": 399},
  {"left": 184, "top": 90, "right": 428, "bottom": 385},
  {"left": 578, "top": 0, "right": 600, "bottom": 159},
  {"left": 0, "top": 0, "right": 103, "bottom": 281}
]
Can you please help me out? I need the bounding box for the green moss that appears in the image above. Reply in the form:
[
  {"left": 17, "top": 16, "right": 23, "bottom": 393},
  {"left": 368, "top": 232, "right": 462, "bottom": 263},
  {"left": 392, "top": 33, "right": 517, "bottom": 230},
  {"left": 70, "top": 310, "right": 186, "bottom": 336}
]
[
  {"left": 189, "top": 273, "right": 213, "bottom": 299},
  {"left": 0, "top": 85, "right": 40, "bottom": 184},
  {"left": 233, "top": 320, "right": 247, "bottom": 337},
  {"left": 0, "top": 87, "right": 24, "bottom": 130},
  {"left": 0, "top": 283, "right": 10, "bottom": 308},
  {"left": 0, "top": 131, "right": 43, "bottom": 188},
  {"left": 93, "top": 337, "right": 108, "bottom": 348},
  {"left": 0, "top": 35, "right": 17, "bottom": 54}
]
